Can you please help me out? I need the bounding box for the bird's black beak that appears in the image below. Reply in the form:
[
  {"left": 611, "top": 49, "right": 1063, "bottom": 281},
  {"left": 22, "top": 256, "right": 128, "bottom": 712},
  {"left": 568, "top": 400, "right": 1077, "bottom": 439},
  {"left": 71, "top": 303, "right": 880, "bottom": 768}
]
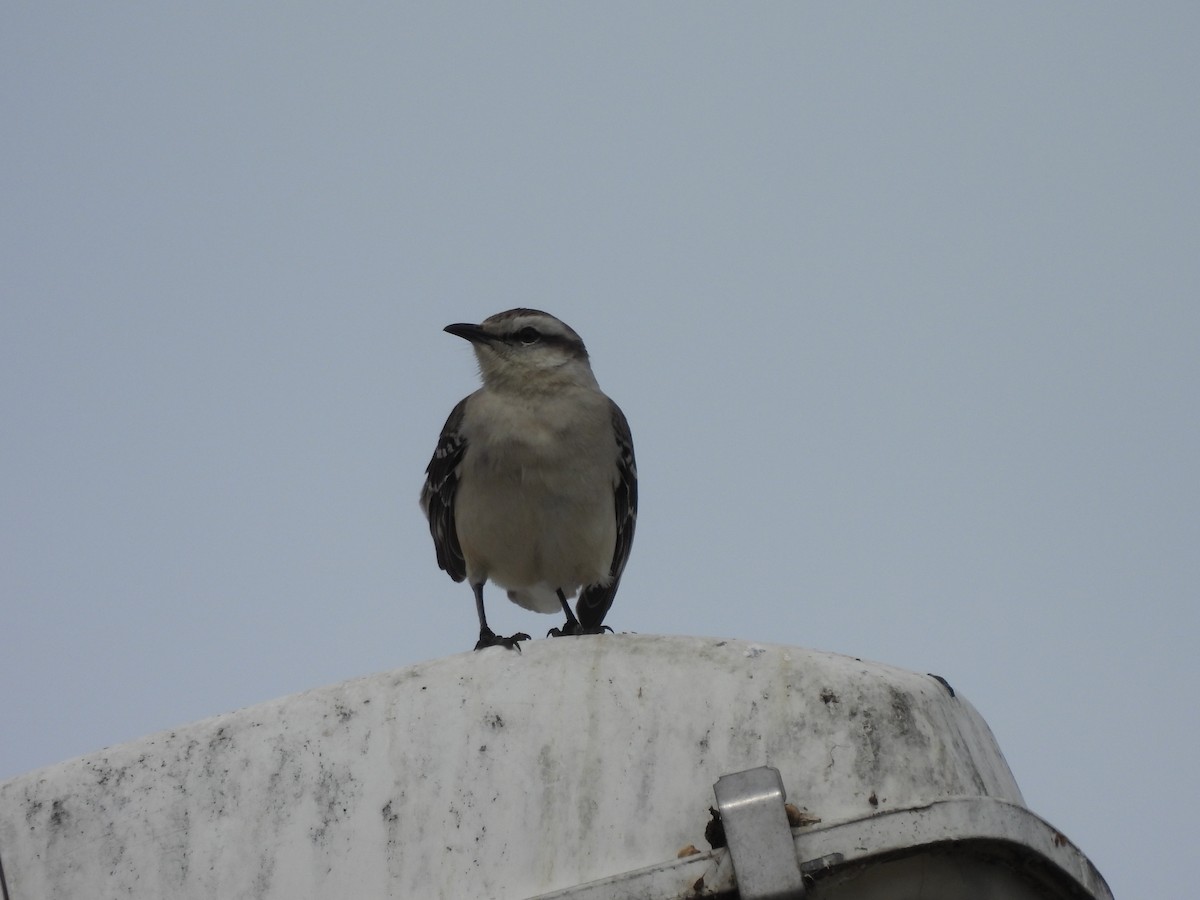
[{"left": 444, "top": 322, "right": 494, "bottom": 344}]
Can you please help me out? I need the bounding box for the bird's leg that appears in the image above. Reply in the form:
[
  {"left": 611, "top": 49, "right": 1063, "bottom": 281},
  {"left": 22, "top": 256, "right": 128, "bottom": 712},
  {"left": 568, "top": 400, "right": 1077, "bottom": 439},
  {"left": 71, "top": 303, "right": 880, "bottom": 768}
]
[
  {"left": 547, "top": 588, "right": 583, "bottom": 637},
  {"left": 549, "top": 588, "right": 614, "bottom": 637},
  {"left": 472, "top": 582, "right": 530, "bottom": 651}
]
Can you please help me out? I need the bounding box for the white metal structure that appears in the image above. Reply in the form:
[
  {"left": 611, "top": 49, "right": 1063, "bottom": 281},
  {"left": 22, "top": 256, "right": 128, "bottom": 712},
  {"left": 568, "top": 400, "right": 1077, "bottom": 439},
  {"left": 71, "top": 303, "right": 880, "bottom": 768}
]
[{"left": 0, "top": 635, "right": 1111, "bottom": 899}]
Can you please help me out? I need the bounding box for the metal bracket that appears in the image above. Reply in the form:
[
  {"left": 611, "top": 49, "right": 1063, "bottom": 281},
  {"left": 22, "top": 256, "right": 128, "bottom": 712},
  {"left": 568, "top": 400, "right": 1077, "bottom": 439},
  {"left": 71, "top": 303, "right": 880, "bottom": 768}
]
[{"left": 713, "top": 767, "right": 806, "bottom": 900}]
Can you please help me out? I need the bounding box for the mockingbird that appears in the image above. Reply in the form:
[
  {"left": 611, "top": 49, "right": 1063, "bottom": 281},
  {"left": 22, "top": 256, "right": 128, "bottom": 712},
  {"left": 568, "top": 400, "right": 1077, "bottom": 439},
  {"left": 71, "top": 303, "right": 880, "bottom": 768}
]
[{"left": 420, "top": 308, "right": 637, "bottom": 651}]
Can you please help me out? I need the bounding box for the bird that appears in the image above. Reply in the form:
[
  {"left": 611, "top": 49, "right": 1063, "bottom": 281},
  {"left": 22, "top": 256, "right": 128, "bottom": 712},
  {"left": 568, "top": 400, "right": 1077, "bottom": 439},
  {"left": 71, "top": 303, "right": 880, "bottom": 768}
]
[{"left": 420, "top": 308, "right": 637, "bottom": 651}]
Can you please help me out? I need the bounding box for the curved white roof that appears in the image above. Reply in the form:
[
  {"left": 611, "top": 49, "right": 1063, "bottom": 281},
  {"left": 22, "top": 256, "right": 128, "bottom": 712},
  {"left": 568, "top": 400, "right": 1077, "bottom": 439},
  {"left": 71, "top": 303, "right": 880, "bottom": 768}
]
[{"left": 0, "top": 635, "right": 1108, "bottom": 898}]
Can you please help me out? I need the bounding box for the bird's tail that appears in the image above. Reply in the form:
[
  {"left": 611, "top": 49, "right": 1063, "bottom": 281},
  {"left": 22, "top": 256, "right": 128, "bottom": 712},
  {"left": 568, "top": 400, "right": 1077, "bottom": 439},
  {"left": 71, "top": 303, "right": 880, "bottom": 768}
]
[{"left": 576, "top": 578, "right": 620, "bottom": 632}]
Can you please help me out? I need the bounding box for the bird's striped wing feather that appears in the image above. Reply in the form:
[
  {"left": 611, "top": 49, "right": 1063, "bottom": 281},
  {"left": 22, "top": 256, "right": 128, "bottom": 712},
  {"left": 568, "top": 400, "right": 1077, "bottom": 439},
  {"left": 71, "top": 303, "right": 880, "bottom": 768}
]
[{"left": 420, "top": 398, "right": 469, "bottom": 583}]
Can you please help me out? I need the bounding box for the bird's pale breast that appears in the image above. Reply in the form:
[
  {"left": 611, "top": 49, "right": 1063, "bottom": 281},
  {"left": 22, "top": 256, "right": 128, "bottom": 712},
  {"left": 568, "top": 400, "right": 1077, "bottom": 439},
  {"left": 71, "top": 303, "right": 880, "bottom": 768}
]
[{"left": 455, "top": 389, "right": 617, "bottom": 609}]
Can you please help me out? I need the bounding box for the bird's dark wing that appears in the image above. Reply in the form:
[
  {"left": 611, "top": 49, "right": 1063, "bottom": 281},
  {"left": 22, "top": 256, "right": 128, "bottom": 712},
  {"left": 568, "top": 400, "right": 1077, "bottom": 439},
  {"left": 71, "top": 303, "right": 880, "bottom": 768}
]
[
  {"left": 420, "top": 397, "right": 469, "bottom": 583},
  {"left": 577, "top": 400, "right": 638, "bottom": 630}
]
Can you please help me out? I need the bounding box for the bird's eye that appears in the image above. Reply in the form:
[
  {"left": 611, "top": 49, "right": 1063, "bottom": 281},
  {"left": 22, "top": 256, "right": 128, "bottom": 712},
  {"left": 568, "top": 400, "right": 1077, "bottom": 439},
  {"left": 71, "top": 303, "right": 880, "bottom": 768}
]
[{"left": 516, "top": 326, "right": 541, "bottom": 344}]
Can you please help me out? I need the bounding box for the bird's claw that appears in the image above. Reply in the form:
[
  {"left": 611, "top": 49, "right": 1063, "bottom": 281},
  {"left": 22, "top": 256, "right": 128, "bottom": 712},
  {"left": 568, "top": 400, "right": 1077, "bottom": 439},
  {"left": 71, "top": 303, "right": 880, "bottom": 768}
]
[
  {"left": 474, "top": 628, "right": 531, "bottom": 651},
  {"left": 547, "top": 623, "right": 614, "bottom": 638}
]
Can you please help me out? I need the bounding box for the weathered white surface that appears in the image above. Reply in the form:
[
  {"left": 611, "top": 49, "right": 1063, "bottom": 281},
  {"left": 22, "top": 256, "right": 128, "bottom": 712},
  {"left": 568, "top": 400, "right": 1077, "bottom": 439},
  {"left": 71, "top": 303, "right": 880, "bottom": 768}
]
[{"left": 0, "top": 635, "right": 1026, "bottom": 898}]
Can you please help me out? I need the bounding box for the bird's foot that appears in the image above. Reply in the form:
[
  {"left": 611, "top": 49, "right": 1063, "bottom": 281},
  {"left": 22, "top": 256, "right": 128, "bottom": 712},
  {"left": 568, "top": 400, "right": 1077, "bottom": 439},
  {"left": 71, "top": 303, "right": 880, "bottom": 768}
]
[
  {"left": 474, "top": 627, "right": 531, "bottom": 651},
  {"left": 547, "top": 622, "right": 614, "bottom": 638}
]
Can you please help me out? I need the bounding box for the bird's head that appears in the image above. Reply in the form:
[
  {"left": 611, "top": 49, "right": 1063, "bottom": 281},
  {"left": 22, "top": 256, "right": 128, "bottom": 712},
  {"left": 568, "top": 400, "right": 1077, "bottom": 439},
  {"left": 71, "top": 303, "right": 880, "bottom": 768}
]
[{"left": 444, "top": 309, "right": 597, "bottom": 392}]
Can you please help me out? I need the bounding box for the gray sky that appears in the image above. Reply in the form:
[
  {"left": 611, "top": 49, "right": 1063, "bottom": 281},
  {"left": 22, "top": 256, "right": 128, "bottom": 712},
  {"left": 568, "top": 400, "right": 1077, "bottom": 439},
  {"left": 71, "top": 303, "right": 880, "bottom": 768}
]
[{"left": 3, "top": 5, "right": 1196, "bottom": 897}]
